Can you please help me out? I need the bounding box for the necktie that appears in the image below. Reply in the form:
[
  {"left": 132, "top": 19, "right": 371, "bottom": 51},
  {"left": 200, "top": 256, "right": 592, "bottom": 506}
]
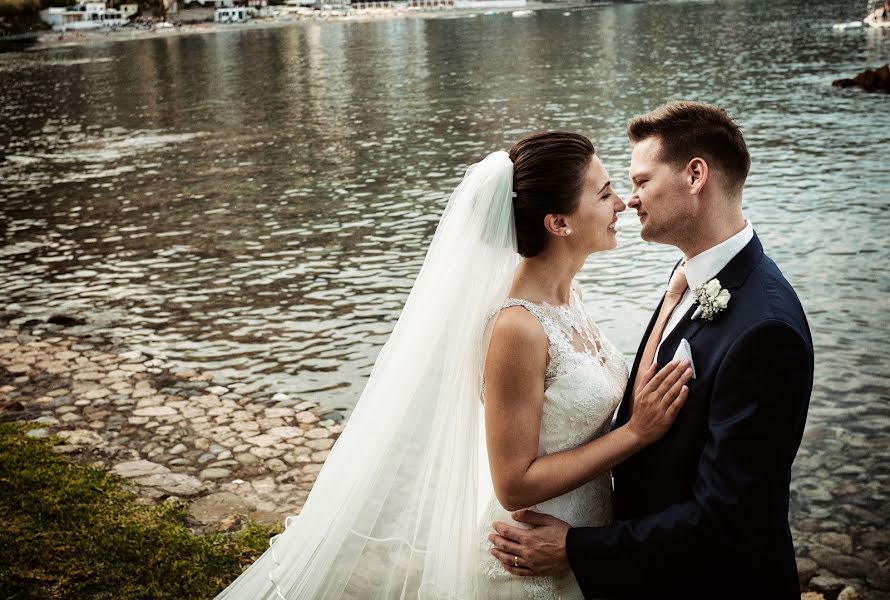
[{"left": 631, "top": 264, "right": 689, "bottom": 402}]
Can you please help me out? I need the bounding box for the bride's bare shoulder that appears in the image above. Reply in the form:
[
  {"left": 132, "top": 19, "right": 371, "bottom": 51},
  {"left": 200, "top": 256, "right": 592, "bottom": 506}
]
[
  {"left": 487, "top": 305, "right": 548, "bottom": 355},
  {"left": 484, "top": 305, "right": 548, "bottom": 406}
]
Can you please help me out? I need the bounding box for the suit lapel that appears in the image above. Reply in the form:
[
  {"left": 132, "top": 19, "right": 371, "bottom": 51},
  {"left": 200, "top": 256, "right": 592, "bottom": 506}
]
[
  {"left": 655, "top": 302, "right": 708, "bottom": 367},
  {"left": 656, "top": 233, "right": 764, "bottom": 367},
  {"left": 618, "top": 233, "right": 765, "bottom": 427}
]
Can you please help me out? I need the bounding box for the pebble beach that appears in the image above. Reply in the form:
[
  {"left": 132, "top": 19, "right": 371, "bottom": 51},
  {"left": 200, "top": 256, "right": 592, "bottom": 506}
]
[{"left": 0, "top": 314, "right": 343, "bottom": 531}]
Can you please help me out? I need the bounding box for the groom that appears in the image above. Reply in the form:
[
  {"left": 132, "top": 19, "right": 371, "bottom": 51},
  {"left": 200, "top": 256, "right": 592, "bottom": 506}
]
[{"left": 489, "top": 102, "right": 814, "bottom": 598}]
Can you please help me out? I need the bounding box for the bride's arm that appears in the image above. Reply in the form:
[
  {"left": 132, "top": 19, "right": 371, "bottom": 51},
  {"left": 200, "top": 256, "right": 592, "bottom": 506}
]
[{"left": 484, "top": 308, "right": 691, "bottom": 512}]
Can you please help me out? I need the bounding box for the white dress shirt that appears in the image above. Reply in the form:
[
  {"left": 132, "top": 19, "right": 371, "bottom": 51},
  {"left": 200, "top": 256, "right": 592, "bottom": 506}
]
[{"left": 656, "top": 221, "right": 754, "bottom": 354}]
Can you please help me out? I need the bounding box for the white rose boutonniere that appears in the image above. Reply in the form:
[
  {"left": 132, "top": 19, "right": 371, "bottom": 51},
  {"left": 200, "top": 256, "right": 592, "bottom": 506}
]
[{"left": 691, "top": 278, "right": 731, "bottom": 321}]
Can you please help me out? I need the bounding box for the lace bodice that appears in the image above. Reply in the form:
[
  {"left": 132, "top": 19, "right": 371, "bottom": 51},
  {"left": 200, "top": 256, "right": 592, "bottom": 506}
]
[{"left": 478, "top": 285, "right": 629, "bottom": 600}]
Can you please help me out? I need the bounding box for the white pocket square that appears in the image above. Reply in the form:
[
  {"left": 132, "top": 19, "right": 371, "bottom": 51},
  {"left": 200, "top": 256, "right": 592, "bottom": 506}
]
[{"left": 672, "top": 338, "right": 697, "bottom": 379}]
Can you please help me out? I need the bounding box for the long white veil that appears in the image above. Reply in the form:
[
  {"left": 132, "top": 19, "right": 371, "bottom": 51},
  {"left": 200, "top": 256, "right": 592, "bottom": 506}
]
[{"left": 215, "top": 151, "right": 518, "bottom": 599}]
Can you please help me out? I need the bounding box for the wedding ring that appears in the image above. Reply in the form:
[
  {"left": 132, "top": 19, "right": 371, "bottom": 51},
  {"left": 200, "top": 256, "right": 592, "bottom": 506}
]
[{"left": 513, "top": 555, "right": 520, "bottom": 568}]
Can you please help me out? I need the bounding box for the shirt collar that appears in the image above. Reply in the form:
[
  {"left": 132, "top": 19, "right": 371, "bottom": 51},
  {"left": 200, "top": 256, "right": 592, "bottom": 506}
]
[{"left": 683, "top": 221, "right": 754, "bottom": 290}]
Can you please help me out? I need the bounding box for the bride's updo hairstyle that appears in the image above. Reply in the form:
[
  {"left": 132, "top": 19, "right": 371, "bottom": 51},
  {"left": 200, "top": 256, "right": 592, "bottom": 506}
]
[{"left": 508, "top": 131, "right": 595, "bottom": 258}]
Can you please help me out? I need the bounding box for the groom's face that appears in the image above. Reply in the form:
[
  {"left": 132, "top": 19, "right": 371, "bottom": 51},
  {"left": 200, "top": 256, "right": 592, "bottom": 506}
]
[{"left": 628, "top": 137, "right": 692, "bottom": 244}]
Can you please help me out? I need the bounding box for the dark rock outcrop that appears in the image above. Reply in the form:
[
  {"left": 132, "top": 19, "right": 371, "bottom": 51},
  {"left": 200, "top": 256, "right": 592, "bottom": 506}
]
[{"left": 833, "top": 64, "right": 890, "bottom": 94}]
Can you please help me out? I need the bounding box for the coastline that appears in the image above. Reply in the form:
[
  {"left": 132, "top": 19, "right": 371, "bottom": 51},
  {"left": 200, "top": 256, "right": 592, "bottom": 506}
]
[
  {"left": 0, "top": 313, "right": 344, "bottom": 531},
  {"left": 26, "top": 1, "right": 600, "bottom": 51}
]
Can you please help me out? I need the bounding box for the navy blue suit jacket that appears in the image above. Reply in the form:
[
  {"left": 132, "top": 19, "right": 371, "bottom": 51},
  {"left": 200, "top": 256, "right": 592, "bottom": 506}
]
[{"left": 565, "top": 233, "right": 813, "bottom": 599}]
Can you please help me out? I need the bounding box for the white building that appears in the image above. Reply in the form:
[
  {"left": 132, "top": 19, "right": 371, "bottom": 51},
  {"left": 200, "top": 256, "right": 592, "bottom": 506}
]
[
  {"left": 215, "top": 6, "right": 250, "bottom": 21},
  {"left": 39, "top": 2, "right": 131, "bottom": 30},
  {"left": 189, "top": 0, "right": 235, "bottom": 7}
]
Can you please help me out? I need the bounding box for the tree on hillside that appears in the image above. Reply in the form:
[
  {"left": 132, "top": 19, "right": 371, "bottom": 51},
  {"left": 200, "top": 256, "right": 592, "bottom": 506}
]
[{"left": 0, "top": 0, "right": 41, "bottom": 17}]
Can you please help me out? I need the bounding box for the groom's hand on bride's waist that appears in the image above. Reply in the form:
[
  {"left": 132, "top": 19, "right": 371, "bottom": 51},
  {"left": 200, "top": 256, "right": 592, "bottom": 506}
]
[{"left": 489, "top": 510, "right": 571, "bottom": 577}]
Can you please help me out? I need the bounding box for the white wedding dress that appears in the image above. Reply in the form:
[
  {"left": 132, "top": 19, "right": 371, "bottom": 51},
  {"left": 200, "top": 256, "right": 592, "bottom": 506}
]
[
  {"left": 214, "top": 152, "right": 629, "bottom": 600},
  {"left": 477, "top": 284, "right": 629, "bottom": 600}
]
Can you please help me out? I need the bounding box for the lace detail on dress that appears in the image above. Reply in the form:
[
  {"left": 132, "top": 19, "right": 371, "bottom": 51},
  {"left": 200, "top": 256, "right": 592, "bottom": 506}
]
[
  {"left": 497, "top": 295, "right": 609, "bottom": 382},
  {"left": 477, "top": 284, "right": 629, "bottom": 600}
]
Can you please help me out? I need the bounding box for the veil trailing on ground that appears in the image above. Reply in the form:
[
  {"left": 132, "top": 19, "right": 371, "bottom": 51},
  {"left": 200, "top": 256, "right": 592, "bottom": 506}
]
[{"left": 215, "top": 151, "right": 519, "bottom": 599}]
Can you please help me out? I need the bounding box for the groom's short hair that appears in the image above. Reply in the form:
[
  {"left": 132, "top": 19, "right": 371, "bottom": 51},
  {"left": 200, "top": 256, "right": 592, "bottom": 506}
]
[{"left": 627, "top": 102, "right": 750, "bottom": 197}]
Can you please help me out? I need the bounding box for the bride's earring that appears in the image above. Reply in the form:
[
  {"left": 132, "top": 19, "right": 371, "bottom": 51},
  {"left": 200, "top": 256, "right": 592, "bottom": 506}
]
[{"left": 565, "top": 229, "right": 572, "bottom": 236}]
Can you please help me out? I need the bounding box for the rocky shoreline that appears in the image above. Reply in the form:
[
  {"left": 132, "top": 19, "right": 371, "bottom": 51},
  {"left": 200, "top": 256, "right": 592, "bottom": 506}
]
[
  {"left": 0, "top": 314, "right": 343, "bottom": 533},
  {"left": 0, "top": 314, "right": 886, "bottom": 598}
]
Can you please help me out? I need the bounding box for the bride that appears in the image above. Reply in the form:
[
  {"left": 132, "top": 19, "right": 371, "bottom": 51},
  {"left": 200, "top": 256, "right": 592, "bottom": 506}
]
[{"left": 215, "top": 132, "right": 691, "bottom": 600}]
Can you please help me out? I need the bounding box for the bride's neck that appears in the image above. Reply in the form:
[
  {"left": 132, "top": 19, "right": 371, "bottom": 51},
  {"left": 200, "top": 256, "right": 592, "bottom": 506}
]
[{"left": 511, "top": 249, "right": 585, "bottom": 306}]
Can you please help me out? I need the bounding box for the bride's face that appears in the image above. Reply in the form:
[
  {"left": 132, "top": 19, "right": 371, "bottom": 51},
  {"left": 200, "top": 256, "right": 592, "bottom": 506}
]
[{"left": 564, "top": 155, "right": 626, "bottom": 254}]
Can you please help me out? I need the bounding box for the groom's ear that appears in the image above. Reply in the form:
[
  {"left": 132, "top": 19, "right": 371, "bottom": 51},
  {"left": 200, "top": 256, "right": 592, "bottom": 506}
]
[{"left": 686, "top": 157, "right": 709, "bottom": 195}]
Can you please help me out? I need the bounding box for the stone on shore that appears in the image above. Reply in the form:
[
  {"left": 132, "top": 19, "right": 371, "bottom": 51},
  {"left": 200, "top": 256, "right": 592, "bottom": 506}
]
[
  {"left": 199, "top": 467, "right": 232, "bottom": 480},
  {"left": 305, "top": 438, "right": 334, "bottom": 451},
  {"left": 235, "top": 452, "right": 260, "bottom": 466},
  {"left": 264, "top": 407, "right": 294, "bottom": 419},
  {"left": 809, "top": 574, "right": 848, "bottom": 597},
  {"left": 249, "top": 446, "right": 284, "bottom": 459},
  {"left": 304, "top": 427, "right": 330, "bottom": 439},
  {"left": 112, "top": 459, "right": 171, "bottom": 478},
  {"left": 55, "top": 429, "right": 105, "bottom": 447},
  {"left": 268, "top": 426, "right": 303, "bottom": 439},
  {"left": 249, "top": 510, "right": 283, "bottom": 527},
  {"left": 296, "top": 411, "right": 319, "bottom": 424},
  {"left": 809, "top": 547, "right": 871, "bottom": 578},
  {"left": 118, "top": 350, "right": 144, "bottom": 361},
  {"left": 188, "top": 491, "right": 256, "bottom": 525},
  {"left": 798, "top": 556, "right": 820, "bottom": 585},
  {"left": 133, "top": 405, "right": 177, "bottom": 417},
  {"left": 837, "top": 586, "right": 861, "bottom": 600},
  {"left": 311, "top": 450, "right": 330, "bottom": 463},
  {"left": 135, "top": 473, "right": 206, "bottom": 496},
  {"left": 266, "top": 458, "right": 288, "bottom": 472},
  {"left": 817, "top": 532, "right": 853, "bottom": 554},
  {"left": 244, "top": 434, "right": 278, "bottom": 448}
]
